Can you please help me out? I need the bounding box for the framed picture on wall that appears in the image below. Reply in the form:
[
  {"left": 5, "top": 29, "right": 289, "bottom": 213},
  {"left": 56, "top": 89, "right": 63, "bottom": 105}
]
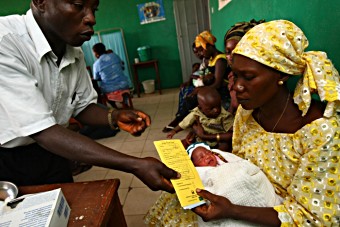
[
  {"left": 137, "top": 0, "right": 166, "bottom": 25},
  {"left": 219, "top": 0, "right": 232, "bottom": 10}
]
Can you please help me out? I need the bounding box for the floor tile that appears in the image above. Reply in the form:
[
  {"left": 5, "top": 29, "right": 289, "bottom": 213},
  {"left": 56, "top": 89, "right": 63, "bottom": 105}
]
[
  {"left": 147, "top": 128, "right": 170, "bottom": 141},
  {"left": 118, "top": 188, "right": 129, "bottom": 206},
  {"left": 104, "top": 170, "right": 134, "bottom": 189},
  {"left": 142, "top": 140, "right": 158, "bottom": 153},
  {"left": 129, "top": 176, "right": 146, "bottom": 188},
  {"left": 120, "top": 140, "right": 146, "bottom": 154},
  {"left": 125, "top": 215, "right": 147, "bottom": 227},
  {"left": 123, "top": 188, "right": 161, "bottom": 215}
]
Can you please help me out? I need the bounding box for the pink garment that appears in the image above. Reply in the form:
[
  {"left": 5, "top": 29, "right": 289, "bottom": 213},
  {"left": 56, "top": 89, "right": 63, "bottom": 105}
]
[{"left": 106, "top": 89, "right": 130, "bottom": 102}]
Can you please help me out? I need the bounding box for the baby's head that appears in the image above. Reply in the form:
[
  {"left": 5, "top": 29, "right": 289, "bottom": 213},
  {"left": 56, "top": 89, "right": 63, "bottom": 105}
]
[
  {"left": 197, "top": 87, "right": 221, "bottom": 118},
  {"left": 202, "top": 73, "right": 215, "bottom": 86},
  {"left": 187, "top": 143, "right": 218, "bottom": 167},
  {"left": 192, "top": 63, "right": 200, "bottom": 73}
]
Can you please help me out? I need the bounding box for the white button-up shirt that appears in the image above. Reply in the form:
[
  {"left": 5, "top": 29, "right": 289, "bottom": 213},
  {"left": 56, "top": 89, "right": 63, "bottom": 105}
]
[{"left": 0, "top": 10, "right": 97, "bottom": 147}]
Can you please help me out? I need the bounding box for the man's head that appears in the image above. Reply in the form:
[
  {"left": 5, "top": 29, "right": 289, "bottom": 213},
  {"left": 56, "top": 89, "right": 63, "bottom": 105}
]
[
  {"left": 92, "top": 43, "right": 106, "bottom": 58},
  {"left": 31, "top": 0, "right": 98, "bottom": 55},
  {"left": 197, "top": 87, "right": 221, "bottom": 118}
]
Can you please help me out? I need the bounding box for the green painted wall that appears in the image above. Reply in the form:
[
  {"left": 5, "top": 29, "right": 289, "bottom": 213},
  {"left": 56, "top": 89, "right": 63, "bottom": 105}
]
[
  {"left": 94, "top": 0, "right": 182, "bottom": 89},
  {"left": 0, "top": 0, "right": 183, "bottom": 89},
  {"left": 209, "top": 0, "right": 340, "bottom": 70},
  {"left": 5, "top": 1, "right": 339, "bottom": 88}
]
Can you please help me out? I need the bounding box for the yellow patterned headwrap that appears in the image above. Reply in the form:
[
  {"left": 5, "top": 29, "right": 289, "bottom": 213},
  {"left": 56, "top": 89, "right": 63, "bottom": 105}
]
[
  {"left": 233, "top": 20, "right": 340, "bottom": 117},
  {"left": 195, "top": 31, "right": 217, "bottom": 50}
]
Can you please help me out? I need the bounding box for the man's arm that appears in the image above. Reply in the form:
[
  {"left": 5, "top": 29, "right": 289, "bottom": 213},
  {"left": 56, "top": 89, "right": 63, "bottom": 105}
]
[
  {"left": 75, "top": 103, "right": 150, "bottom": 136},
  {"left": 31, "top": 124, "right": 178, "bottom": 192}
]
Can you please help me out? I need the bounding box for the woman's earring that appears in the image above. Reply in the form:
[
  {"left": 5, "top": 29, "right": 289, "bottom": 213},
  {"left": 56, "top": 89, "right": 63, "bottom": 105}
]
[
  {"left": 278, "top": 80, "right": 284, "bottom": 85},
  {"left": 237, "top": 85, "right": 244, "bottom": 90}
]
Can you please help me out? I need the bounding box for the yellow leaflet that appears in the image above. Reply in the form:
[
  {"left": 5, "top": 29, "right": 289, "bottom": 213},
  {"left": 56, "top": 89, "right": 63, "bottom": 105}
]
[{"left": 154, "top": 140, "right": 206, "bottom": 209}]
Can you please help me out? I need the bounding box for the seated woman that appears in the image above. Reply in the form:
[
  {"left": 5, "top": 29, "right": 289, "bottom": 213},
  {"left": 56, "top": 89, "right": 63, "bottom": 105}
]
[
  {"left": 193, "top": 20, "right": 340, "bottom": 226},
  {"left": 144, "top": 143, "right": 282, "bottom": 227},
  {"left": 167, "top": 87, "right": 233, "bottom": 151},
  {"left": 163, "top": 31, "right": 231, "bottom": 132},
  {"left": 92, "top": 43, "right": 130, "bottom": 109}
]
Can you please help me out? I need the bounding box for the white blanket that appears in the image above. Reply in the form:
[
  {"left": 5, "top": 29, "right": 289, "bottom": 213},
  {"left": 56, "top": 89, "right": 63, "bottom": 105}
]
[{"left": 196, "top": 150, "right": 282, "bottom": 227}]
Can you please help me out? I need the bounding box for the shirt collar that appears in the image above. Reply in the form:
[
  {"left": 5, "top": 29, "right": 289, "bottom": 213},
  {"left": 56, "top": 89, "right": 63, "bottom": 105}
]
[
  {"left": 24, "top": 9, "right": 82, "bottom": 65},
  {"left": 25, "top": 9, "right": 52, "bottom": 62}
]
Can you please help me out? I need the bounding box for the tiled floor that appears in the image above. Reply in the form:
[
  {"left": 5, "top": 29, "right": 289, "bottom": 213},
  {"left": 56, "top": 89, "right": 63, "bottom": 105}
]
[{"left": 73, "top": 88, "right": 190, "bottom": 226}]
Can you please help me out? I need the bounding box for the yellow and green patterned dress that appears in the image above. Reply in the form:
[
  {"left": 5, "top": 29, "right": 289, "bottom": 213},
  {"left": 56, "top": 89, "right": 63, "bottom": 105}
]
[{"left": 232, "top": 106, "right": 340, "bottom": 226}]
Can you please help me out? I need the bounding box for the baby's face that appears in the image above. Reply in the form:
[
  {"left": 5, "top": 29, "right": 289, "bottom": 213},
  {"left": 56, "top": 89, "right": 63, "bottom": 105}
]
[
  {"left": 191, "top": 147, "right": 218, "bottom": 167},
  {"left": 198, "top": 97, "right": 221, "bottom": 118}
]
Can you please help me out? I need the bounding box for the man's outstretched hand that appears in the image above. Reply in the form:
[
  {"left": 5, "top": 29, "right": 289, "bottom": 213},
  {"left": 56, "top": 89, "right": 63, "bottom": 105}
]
[
  {"left": 113, "top": 109, "right": 151, "bottom": 136},
  {"left": 133, "top": 157, "right": 180, "bottom": 193}
]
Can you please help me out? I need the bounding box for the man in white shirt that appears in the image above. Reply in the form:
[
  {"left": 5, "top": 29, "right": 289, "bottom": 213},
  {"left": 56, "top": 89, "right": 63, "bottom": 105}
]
[{"left": 0, "top": 0, "right": 178, "bottom": 190}]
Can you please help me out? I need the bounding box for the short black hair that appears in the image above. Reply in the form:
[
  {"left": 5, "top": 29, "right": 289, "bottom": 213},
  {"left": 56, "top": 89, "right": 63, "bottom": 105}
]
[
  {"left": 192, "top": 63, "right": 200, "bottom": 68},
  {"left": 92, "top": 43, "right": 106, "bottom": 55}
]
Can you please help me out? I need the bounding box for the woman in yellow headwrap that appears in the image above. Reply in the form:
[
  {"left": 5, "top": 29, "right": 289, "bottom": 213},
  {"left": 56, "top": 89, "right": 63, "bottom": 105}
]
[
  {"left": 193, "top": 20, "right": 340, "bottom": 226},
  {"left": 192, "top": 31, "right": 230, "bottom": 108},
  {"left": 162, "top": 31, "right": 231, "bottom": 137}
]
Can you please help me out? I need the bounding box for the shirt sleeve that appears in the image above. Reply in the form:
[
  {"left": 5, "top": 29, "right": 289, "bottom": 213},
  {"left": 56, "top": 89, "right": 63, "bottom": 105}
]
[
  {"left": 71, "top": 53, "right": 98, "bottom": 117},
  {"left": 178, "top": 111, "right": 196, "bottom": 129},
  {"left": 0, "top": 37, "right": 55, "bottom": 145}
]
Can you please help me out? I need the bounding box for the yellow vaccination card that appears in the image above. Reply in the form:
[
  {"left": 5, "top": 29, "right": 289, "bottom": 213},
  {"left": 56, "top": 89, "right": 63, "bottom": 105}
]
[{"left": 154, "top": 140, "right": 206, "bottom": 209}]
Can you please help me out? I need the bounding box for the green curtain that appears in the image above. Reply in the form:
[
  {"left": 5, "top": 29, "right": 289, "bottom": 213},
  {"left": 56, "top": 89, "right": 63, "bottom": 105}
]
[{"left": 81, "top": 34, "right": 100, "bottom": 70}]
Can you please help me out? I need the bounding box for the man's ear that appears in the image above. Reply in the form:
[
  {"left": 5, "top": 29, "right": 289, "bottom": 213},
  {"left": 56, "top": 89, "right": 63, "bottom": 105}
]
[{"left": 31, "top": 0, "right": 46, "bottom": 13}]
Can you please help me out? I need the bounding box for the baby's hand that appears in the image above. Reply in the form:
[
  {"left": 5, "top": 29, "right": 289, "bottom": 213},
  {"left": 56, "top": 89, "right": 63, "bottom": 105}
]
[{"left": 167, "top": 130, "right": 176, "bottom": 138}]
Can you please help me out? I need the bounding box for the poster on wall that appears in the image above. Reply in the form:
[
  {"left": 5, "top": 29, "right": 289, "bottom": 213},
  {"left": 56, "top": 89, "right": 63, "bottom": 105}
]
[
  {"left": 137, "top": 0, "right": 166, "bottom": 25},
  {"left": 218, "top": 0, "right": 232, "bottom": 10}
]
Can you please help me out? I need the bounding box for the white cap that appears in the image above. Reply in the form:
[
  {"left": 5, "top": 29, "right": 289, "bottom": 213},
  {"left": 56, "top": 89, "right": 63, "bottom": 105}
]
[{"left": 186, "top": 142, "right": 211, "bottom": 158}]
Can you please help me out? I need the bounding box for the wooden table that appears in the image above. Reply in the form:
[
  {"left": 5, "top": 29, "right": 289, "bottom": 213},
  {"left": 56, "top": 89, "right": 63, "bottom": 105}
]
[
  {"left": 132, "top": 59, "right": 162, "bottom": 97},
  {"left": 19, "top": 179, "right": 127, "bottom": 227}
]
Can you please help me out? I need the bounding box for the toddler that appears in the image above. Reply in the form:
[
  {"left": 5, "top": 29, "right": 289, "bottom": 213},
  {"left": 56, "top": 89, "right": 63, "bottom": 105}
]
[{"left": 167, "top": 87, "right": 233, "bottom": 151}]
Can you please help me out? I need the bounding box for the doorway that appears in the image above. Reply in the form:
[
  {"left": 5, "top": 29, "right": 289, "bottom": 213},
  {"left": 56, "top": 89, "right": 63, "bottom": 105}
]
[{"left": 173, "top": 0, "right": 210, "bottom": 82}]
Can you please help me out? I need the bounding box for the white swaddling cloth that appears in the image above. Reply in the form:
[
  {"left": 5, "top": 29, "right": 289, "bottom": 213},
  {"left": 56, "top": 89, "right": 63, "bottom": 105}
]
[{"left": 196, "top": 149, "right": 282, "bottom": 227}]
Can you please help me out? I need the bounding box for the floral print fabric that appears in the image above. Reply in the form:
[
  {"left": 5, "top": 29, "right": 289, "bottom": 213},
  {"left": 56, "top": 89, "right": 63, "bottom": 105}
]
[{"left": 232, "top": 107, "right": 340, "bottom": 226}]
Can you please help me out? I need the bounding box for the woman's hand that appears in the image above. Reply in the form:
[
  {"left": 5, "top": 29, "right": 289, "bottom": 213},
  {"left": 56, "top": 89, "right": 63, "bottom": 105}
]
[
  {"left": 193, "top": 189, "right": 281, "bottom": 226},
  {"left": 192, "top": 189, "right": 233, "bottom": 221},
  {"left": 113, "top": 109, "right": 151, "bottom": 136}
]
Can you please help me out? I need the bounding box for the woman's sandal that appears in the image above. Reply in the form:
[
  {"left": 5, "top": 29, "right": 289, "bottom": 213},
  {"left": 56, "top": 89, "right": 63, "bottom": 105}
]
[{"left": 162, "top": 125, "right": 175, "bottom": 133}]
